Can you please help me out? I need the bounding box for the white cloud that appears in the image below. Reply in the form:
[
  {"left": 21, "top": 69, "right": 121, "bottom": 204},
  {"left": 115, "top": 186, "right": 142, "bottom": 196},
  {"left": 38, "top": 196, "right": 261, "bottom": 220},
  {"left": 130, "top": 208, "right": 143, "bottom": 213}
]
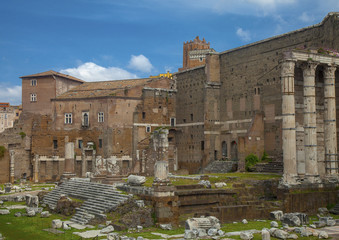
[
  {"left": 236, "top": 28, "right": 251, "bottom": 42},
  {"left": 128, "top": 55, "right": 153, "bottom": 72},
  {"left": 171, "top": 0, "right": 296, "bottom": 16},
  {"left": 60, "top": 62, "right": 138, "bottom": 82},
  {"left": 0, "top": 85, "right": 22, "bottom": 105},
  {"left": 299, "top": 12, "right": 315, "bottom": 23}
]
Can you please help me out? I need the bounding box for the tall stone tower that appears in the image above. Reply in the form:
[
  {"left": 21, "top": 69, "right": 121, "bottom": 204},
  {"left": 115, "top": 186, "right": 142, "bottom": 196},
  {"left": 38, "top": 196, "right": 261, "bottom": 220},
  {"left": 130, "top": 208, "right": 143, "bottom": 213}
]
[{"left": 179, "top": 36, "right": 216, "bottom": 71}]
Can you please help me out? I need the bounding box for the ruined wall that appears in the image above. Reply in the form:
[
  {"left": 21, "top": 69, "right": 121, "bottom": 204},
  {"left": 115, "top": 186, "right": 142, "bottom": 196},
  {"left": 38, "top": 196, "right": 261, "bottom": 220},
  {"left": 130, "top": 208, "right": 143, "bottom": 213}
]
[
  {"left": 176, "top": 67, "right": 206, "bottom": 173},
  {"left": 175, "top": 13, "right": 339, "bottom": 173}
]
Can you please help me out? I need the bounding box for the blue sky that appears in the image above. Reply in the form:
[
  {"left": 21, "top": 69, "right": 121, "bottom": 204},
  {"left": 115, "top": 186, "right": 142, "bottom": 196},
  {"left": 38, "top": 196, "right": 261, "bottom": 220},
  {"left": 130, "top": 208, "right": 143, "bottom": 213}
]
[{"left": 0, "top": 0, "right": 338, "bottom": 105}]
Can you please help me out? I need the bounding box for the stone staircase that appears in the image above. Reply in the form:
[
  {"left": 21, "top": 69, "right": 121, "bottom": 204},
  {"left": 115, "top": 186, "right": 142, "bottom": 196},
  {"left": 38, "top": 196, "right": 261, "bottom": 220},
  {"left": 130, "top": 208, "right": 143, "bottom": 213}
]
[
  {"left": 330, "top": 203, "right": 339, "bottom": 215},
  {"left": 201, "top": 161, "right": 237, "bottom": 173},
  {"left": 43, "top": 179, "right": 131, "bottom": 225},
  {"left": 254, "top": 160, "right": 283, "bottom": 174}
]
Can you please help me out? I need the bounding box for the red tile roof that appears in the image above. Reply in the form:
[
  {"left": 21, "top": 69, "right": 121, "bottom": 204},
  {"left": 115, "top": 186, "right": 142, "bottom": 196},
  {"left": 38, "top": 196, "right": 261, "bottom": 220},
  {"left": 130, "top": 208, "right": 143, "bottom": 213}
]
[{"left": 20, "top": 70, "right": 85, "bottom": 83}]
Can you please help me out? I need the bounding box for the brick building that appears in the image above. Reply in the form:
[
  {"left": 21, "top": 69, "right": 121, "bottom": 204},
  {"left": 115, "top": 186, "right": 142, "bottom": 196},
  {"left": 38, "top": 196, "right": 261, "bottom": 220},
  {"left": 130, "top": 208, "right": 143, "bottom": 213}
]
[
  {"left": 175, "top": 13, "right": 339, "bottom": 183},
  {"left": 179, "top": 36, "right": 216, "bottom": 71},
  {"left": 21, "top": 70, "right": 84, "bottom": 115},
  {"left": 28, "top": 76, "right": 176, "bottom": 182}
]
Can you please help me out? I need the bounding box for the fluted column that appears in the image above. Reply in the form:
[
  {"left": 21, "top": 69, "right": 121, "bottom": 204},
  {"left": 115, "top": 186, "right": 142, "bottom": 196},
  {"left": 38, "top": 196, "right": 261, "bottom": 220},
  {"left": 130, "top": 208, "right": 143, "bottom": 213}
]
[
  {"left": 324, "top": 64, "right": 338, "bottom": 175},
  {"left": 281, "top": 60, "right": 298, "bottom": 184},
  {"left": 302, "top": 61, "right": 319, "bottom": 182}
]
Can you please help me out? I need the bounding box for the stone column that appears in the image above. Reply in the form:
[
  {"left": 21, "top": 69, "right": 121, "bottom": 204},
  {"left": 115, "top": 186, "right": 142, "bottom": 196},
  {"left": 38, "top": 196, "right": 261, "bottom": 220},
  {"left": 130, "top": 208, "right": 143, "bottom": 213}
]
[
  {"left": 9, "top": 150, "right": 15, "bottom": 183},
  {"left": 302, "top": 61, "right": 319, "bottom": 182},
  {"left": 92, "top": 150, "right": 96, "bottom": 175},
  {"left": 81, "top": 149, "right": 87, "bottom": 177},
  {"left": 324, "top": 64, "right": 338, "bottom": 176},
  {"left": 64, "top": 142, "right": 75, "bottom": 174},
  {"left": 281, "top": 60, "right": 298, "bottom": 184},
  {"left": 33, "top": 154, "right": 39, "bottom": 183}
]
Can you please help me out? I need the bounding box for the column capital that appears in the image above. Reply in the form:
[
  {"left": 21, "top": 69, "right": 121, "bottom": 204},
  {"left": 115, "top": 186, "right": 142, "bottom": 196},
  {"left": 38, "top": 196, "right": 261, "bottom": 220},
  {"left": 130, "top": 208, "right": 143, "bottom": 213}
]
[
  {"left": 324, "top": 64, "right": 337, "bottom": 78},
  {"left": 281, "top": 60, "right": 296, "bottom": 76}
]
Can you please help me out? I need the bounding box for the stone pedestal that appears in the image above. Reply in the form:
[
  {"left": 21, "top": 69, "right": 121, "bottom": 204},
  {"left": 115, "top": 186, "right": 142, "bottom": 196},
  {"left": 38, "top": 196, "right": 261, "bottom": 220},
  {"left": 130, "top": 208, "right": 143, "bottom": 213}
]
[{"left": 153, "top": 161, "right": 170, "bottom": 185}]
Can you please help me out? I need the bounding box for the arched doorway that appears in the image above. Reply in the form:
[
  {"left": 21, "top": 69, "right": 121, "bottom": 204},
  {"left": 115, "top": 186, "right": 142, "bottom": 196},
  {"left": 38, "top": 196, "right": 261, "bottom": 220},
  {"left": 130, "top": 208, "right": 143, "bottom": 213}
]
[{"left": 231, "top": 141, "right": 238, "bottom": 161}]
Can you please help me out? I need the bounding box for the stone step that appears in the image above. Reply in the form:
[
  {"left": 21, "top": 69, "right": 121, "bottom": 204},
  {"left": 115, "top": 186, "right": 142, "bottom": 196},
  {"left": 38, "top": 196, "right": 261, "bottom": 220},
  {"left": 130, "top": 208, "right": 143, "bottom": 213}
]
[{"left": 43, "top": 179, "right": 131, "bottom": 225}]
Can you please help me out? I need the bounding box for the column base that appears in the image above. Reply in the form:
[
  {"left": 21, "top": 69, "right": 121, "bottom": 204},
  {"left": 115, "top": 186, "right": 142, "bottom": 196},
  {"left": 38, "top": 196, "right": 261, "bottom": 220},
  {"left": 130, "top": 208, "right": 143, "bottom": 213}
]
[
  {"left": 304, "top": 175, "right": 321, "bottom": 184},
  {"left": 323, "top": 175, "right": 339, "bottom": 184},
  {"left": 280, "top": 173, "right": 300, "bottom": 187}
]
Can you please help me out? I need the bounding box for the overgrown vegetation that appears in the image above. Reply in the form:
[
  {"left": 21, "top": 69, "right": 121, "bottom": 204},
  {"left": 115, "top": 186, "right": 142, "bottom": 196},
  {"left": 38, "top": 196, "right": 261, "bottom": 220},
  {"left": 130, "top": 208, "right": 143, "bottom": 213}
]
[
  {"left": 0, "top": 145, "right": 6, "bottom": 158},
  {"left": 19, "top": 131, "right": 26, "bottom": 139},
  {"left": 245, "top": 153, "right": 260, "bottom": 171}
]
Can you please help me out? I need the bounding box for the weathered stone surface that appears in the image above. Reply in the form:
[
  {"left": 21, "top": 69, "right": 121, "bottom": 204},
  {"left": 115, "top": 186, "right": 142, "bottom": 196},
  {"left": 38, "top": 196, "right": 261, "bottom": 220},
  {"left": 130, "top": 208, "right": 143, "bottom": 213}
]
[
  {"left": 270, "top": 221, "right": 278, "bottom": 228},
  {"left": 0, "top": 209, "right": 10, "bottom": 215},
  {"left": 54, "top": 195, "right": 81, "bottom": 216},
  {"left": 25, "top": 194, "right": 39, "bottom": 208},
  {"left": 184, "top": 229, "right": 197, "bottom": 239},
  {"left": 207, "top": 228, "right": 218, "bottom": 236},
  {"left": 27, "top": 209, "right": 36, "bottom": 217},
  {"left": 288, "top": 233, "right": 298, "bottom": 239},
  {"left": 100, "top": 225, "right": 114, "bottom": 234},
  {"left": 269, "top": 228, "right": 289, "bottom": 239},
  {"left": 127, "top": 175, "right": 146, "bottom": 186},
  {"left": 240, "top": 231, "right": 253, "bottom": 240},
  {"left": 137, "top": 225, "right": 143, "bottom": 232},
  {"left": 185, "top": 216, "right": 220, "bottom": 230},
  {"left": 262, "top": 229, "right": 270, "bottom": 240},
  {"left": 198, "top": 229, "right": 207, "bottom": 237},
  {"left": 318, "top": 231, "right": 329, "bottom": 239},
  {"left": 52, "top": 219, "right": 63, "bottom": 229},
  {"left": 214, "top": 182, "right": 227, "bottom": 188},
  {"left": 314, "top": 221, "right": 326, "bottom": 228},
  {"left": 326, "top": 220, "right": 336, "bottom": 226},
  {"left": 242, "top": 219, "right": 248, "bottom": 224},
  {"left": 281, "top": 213, "right": 301, "bottom": 226},
  {"left": 198, "top": 180, "right": 211, "bottom": 188},
  {"left": 318, "top": 208, "right": 329, "bottom": 216},
  {"left": 299, "top": 227, "right": 313, "bottom": 237},
  {"left": 217, "top": 229, "right": 224, "bottom": 236},
  {"left": 159, "top": 224, "right": 172, "bottom": 230},
  {"left": 14, "top": 212, "right": 22, "bottom": 217},
  {"left": 63, "top": 223, "right": 71, "bottom": 230},
  {"left": 135, "top": 200, "right": 145, "bottom": 208},
  {"left": 107, "top": 232, "right": 120, "bottom": 240},
  {"left": 41, "top": 211, "right": 51, "bottom": 218},
  {"left": 270, "top": 210, "right": 283, "bottom": 221}
]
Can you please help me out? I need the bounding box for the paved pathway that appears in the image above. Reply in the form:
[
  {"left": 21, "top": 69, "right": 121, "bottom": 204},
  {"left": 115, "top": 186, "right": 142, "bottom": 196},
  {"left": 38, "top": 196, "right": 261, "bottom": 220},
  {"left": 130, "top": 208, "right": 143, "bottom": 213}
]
[{"left": 321, "top": 225, "right": 339, "bottom": 238}]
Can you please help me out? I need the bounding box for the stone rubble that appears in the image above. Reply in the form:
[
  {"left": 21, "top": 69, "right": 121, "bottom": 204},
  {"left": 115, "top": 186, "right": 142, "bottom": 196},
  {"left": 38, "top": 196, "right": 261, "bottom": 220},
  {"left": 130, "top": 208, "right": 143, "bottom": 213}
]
[
  {"left": 127, "top": 175, "right": 146, "bottom": 186},
  {"left": 270, "top": 210, "right": 283, "bottom": 221}
]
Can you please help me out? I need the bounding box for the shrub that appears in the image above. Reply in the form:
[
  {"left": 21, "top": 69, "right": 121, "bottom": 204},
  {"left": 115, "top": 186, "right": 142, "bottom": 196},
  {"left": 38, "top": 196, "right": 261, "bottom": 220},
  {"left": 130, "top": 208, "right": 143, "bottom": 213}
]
[
  {"left": 0, "top": 146, "right": 6, "bottom": 158},
  {"left": 261, "top": 150, "right": 271, "bottom": 162},
  {"left": 245, "top": 154, "right": 260, "bottom": 171},
  {"left": 19, "top": 132, "right": 26, "bottom": 139}
]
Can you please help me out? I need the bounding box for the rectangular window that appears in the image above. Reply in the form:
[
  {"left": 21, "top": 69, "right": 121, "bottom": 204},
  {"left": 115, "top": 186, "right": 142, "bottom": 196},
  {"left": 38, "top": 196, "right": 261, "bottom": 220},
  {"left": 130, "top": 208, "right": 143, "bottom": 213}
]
[
  {"left": 64, "top": 113, "right": 72, "bottom": 124},
  {"left": 142, "top": 112, "right": 146, "bottom": 119},
  {"left": 78, "top": 140, "right": 83, "bottom": 149},
  {"left": 190, "top": 114, "right": 193, "bottom": 121},
  {"left": 53, "top": 140, "right": 58, "bottom": 149},
  {"left": 201, "top": 141, "right": 205, "bottom": 150},
  {"left": 98, "top": 112, "right": 104, "bottom": 122},
  {"left": 30, "top": 93, "right": 37, "bottom": 102},
  {"left": 31, "top": 79, "right": 37, "bottom": 86},
  {"left": 99, "top": 139, "right": 103, "bottom": 148},
  {"left": 146, "top": 126, "right": 151, "bottom": 133},
  {"left": 170, "top": 117, "right": 176, "bottom": 127}
]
